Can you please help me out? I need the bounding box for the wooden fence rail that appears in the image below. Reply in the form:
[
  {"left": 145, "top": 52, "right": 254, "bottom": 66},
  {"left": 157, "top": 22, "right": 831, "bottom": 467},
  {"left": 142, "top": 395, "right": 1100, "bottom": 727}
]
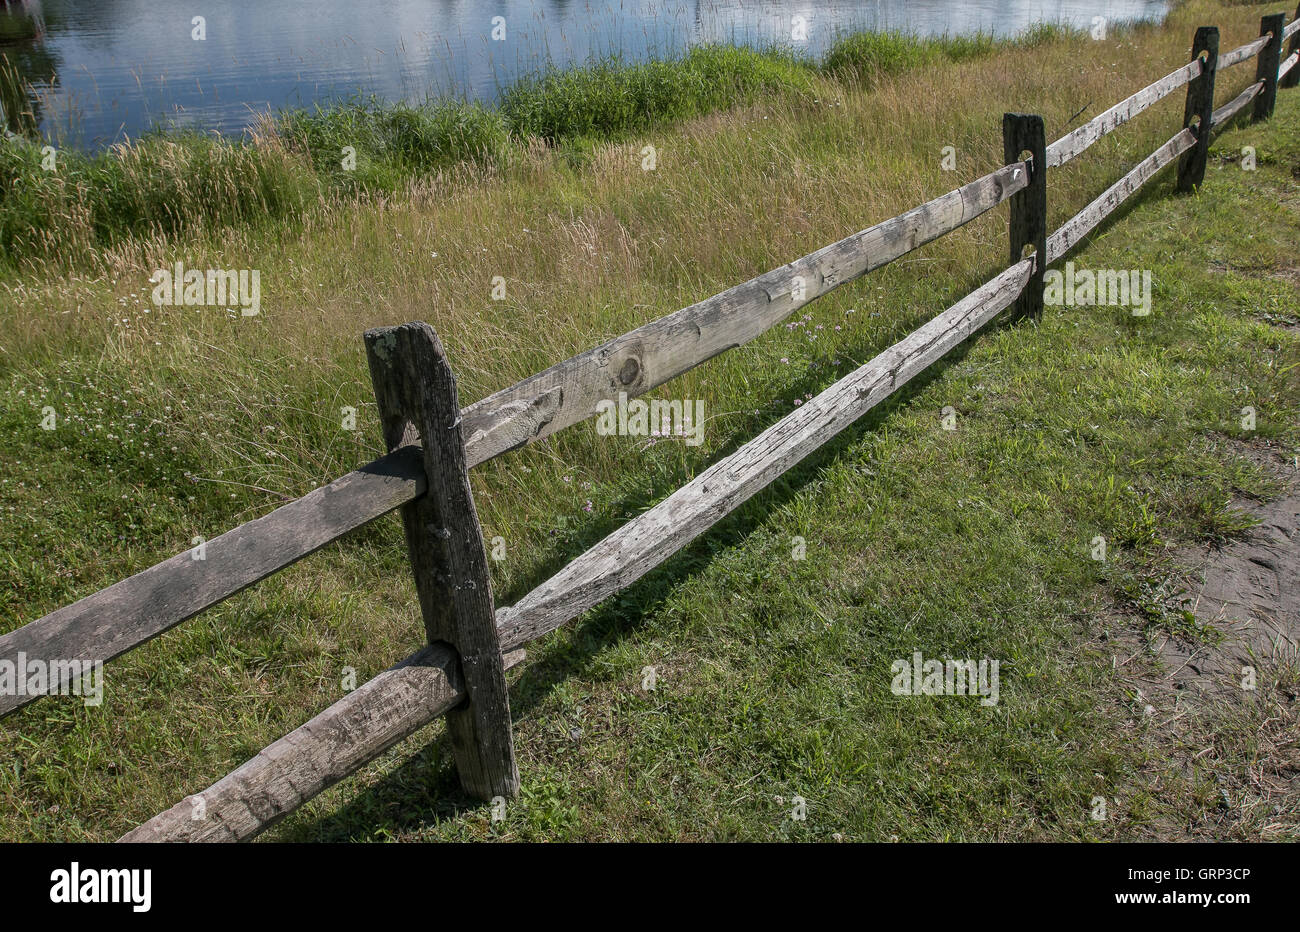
[
  {"left": 0, "top": 162, "right": 1030, "bottom": 717},
  {"left": 121, "top": 260, "right": 1036, "bottom": 843},
  {"left": 2, "top": 11, "right": 1296, "bottom": 842},
  {"left": 1283, "top": 4, "right": 1300, "bottom": 89},
  {"left": 1219, "top": 33, "right": 1271, "bottom": 70}
]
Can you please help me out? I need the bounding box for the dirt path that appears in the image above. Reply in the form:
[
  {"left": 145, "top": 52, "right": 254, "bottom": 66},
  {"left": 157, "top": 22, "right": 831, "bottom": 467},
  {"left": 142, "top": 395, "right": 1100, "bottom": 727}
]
[
  {"left": 1113, "top": 443, "right": 1299, "bottom": 839},
  {"left": 1155, "top": 490, "right": 1299, "bottom": 697}
]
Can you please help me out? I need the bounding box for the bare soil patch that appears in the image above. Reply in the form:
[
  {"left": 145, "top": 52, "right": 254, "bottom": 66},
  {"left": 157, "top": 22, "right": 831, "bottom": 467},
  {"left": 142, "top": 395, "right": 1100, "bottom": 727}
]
[{"left": 1107, "top": 441, "right": 1300, "bottom": 839}]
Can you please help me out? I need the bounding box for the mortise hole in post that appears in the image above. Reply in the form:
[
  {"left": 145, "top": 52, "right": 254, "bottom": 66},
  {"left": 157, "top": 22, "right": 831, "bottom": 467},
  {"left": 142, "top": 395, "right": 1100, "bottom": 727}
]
[
  {"left": 1018, "top": 149, "right": 1033, "bottom": 165},
  {"left": 1198, "top": 49, "right": 1210, "bottom": 64},
  {"left": 1020, "top": 243, "right": 1037, "bottom": 260},
  {"left": 1188, "top": 114, "right": 1203, "bottom": 131}
]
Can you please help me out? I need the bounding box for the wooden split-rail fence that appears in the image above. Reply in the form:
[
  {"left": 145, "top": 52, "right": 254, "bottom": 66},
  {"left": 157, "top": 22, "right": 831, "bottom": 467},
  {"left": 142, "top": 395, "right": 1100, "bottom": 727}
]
[{"left": 3, "top": 11, "right": 1299, "bottom": 842}]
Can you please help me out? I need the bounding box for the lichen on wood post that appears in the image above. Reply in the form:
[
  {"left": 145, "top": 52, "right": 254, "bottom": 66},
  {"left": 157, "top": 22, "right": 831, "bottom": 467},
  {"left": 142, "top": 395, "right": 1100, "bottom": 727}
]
[{"left": 365, "top": 321, "right": 519, "bottom": 801}]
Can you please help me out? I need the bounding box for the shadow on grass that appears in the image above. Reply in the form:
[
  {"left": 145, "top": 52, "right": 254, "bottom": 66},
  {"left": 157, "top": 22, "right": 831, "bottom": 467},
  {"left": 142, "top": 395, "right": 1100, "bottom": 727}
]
[
  {"left": 275, "top": 171, "right": 1189, "bottom": 840},
  {"left": 272, "top": 300, "right": 1009, "bottom": 839}
]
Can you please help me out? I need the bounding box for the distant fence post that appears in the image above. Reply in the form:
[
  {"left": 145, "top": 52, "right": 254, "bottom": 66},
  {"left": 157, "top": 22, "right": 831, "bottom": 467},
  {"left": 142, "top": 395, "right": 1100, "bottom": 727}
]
[
  {"left": 1280, "top": 4, "right": 1300, "bottom": 90},
  {"left": 1254, "top": 13, "right": 1286, "bottom": 121},
  {"left": 1003, "top": 113, "right": 1046, "bottom": 321},
  {"left": 365, "top": 322, "right": 520, "bottom": 801},
  {"left": 1177, "top": 27, "right": 1218, "bottom": 193}
]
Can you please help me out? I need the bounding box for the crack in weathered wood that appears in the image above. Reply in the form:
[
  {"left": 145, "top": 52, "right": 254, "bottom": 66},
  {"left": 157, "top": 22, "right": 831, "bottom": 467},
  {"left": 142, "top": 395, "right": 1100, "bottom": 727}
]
[
  {"left": 1211, "top": 80, "right": 1264, "bottom": 128},
  {"left": 1280, "top": 51, "right": 1299, "bottom": 82},
  {"left": 494, "top": 259, "right": 1034, "bottom": 653},
  {"left": 0, "top": 444, "right": 427, "bottom": 717},
  {"left": 121, "top": 645, "right": 525, "bottom": 842},
  {"left": 457, "top": 162, "right": 1028, "bottom": 468},
  {"left": 365, "top": 322, "right": 519, "bottom": 801},
  {"left": 1048, "top": 127, "right": 1196, "bottom": 264},
  {"left": 1047, "top": 58, "right": 1202, "bottom": 169},
  {"left": 1218, "top": 34, "right": 1270, "bottom": 71}
]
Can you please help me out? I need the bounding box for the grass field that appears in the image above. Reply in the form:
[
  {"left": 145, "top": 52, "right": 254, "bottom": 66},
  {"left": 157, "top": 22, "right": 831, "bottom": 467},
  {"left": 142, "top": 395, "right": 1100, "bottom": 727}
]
[{"left": 0, "top": 0, "right": 1297, "bottom": 841}]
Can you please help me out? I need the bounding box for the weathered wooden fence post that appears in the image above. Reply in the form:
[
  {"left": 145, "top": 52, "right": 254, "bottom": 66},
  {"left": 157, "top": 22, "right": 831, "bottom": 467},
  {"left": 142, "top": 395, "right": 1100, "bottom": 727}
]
[
  {"left": 1254, "top": 13, "right": 1286, "bottom": 121},
  {"left": 1281, "top": 4, "right": 1300, "bottom": 90},
  {"left": 1003, "top": 113, "right": 1046, "bottom": 321},
  {"left": 1177, "top": 27, "right": 1218, "bottom": 193},
  {"left": 365, "top": 322, "right": 520, "bottom": 801}
]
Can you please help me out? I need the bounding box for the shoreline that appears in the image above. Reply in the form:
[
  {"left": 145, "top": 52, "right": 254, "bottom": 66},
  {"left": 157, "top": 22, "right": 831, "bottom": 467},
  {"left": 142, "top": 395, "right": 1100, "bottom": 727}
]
[{"left": 0, "top": 21, "right": 1104, "bottom": 275}]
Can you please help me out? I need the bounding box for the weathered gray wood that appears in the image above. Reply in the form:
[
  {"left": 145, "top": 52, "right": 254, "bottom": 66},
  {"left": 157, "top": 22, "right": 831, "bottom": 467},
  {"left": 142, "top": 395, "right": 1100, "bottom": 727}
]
[
  {"left": 1211, "top": 80, "right": 1264, "bottom": 128},
  {"left": 1218, "top": 35, "right": 1270, "bottom": 71},
  {"left": 1046, "top": 59, "right": 1201, "bottom": 169},
  {"left": 1178, "top": 27, "right": 1219, "bottom": 193},
  {"left": 1254, "top": 13, "right": 1286, "bottom": 121},
  {"left": 0, "top": 445, "right": 426, "bottom": 718},
  {"left": 120, "top": 646, "right": 526, "bottom": 842},
  {"left": 1004, "top": 113, "right": 1046, "bottom": 322},
  {"left": 458, "top": 163, "right": 1030, "bottom": 468},
  {"left": 127, "top": 261, "right": 1032, "bottom": 841},
  {"left": 1284, "top": 6, "right": 1300, "bottom": 89},
  {"left": 1281, "top": 50, "right": 1299, "bottom": 83},
  {"left": 126, "top": 259, "right": 1031, "bottom": 842},
  {"left": 496, "top": 259, "right": 1035, "bottom": 653},
  {"left": 366, "top": 322, "right": 519, "bottom": 801},
  {"left": 1048, "top": 127, "right": 1196, "bottom": 264},
  {"left": 0, "top": 163, "right": 1030, "bottom": 717}
]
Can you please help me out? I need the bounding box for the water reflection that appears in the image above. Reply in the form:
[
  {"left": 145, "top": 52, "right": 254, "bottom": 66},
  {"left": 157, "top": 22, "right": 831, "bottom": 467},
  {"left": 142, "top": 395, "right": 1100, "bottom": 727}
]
[
  {"left": 0, "top": 0, "right": 61, "bottom": 137},
  {"left": 0, "top": 0, "right": 1167, "bottom": 148}
]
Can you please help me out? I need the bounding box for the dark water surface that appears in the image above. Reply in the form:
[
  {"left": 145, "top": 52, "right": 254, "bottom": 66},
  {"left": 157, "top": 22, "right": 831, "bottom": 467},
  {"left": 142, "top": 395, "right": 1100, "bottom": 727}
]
[{"left": 1, "top": 0, "right": 1168, "bottom": 148}]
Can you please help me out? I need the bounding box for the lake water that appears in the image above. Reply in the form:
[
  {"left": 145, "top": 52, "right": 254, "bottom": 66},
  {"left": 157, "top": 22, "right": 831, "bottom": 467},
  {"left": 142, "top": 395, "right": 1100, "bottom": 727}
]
[{"left": 2, "top": 0, "right": 1169, "bottom": 148}]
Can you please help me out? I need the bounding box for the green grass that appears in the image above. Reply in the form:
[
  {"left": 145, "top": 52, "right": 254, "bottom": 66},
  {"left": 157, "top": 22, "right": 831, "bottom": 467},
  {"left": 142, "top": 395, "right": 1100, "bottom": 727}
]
[
  {"left": 1, "top": 54, "right": 37, "bottom": 137},
  {"left": 0, "top": 21, "right": 1094, "bottom": 273},
  {"left": 501, "top": 44, "right": 818, "bottom": 143},
  {"left": 279, "top": 98, "right": 512, "bottom": 191},
  {"left": 818, "top": 22, "right": 1101, "bottom": 82},
  {"left": 0, "top": 0, "right": 1296, "bottom": 841},
  {"left": 0, "top": 129, "right": 318, "bottom": 271},
  {"left": 821, "top": 30, "right": 996, "bottom": 80}
]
